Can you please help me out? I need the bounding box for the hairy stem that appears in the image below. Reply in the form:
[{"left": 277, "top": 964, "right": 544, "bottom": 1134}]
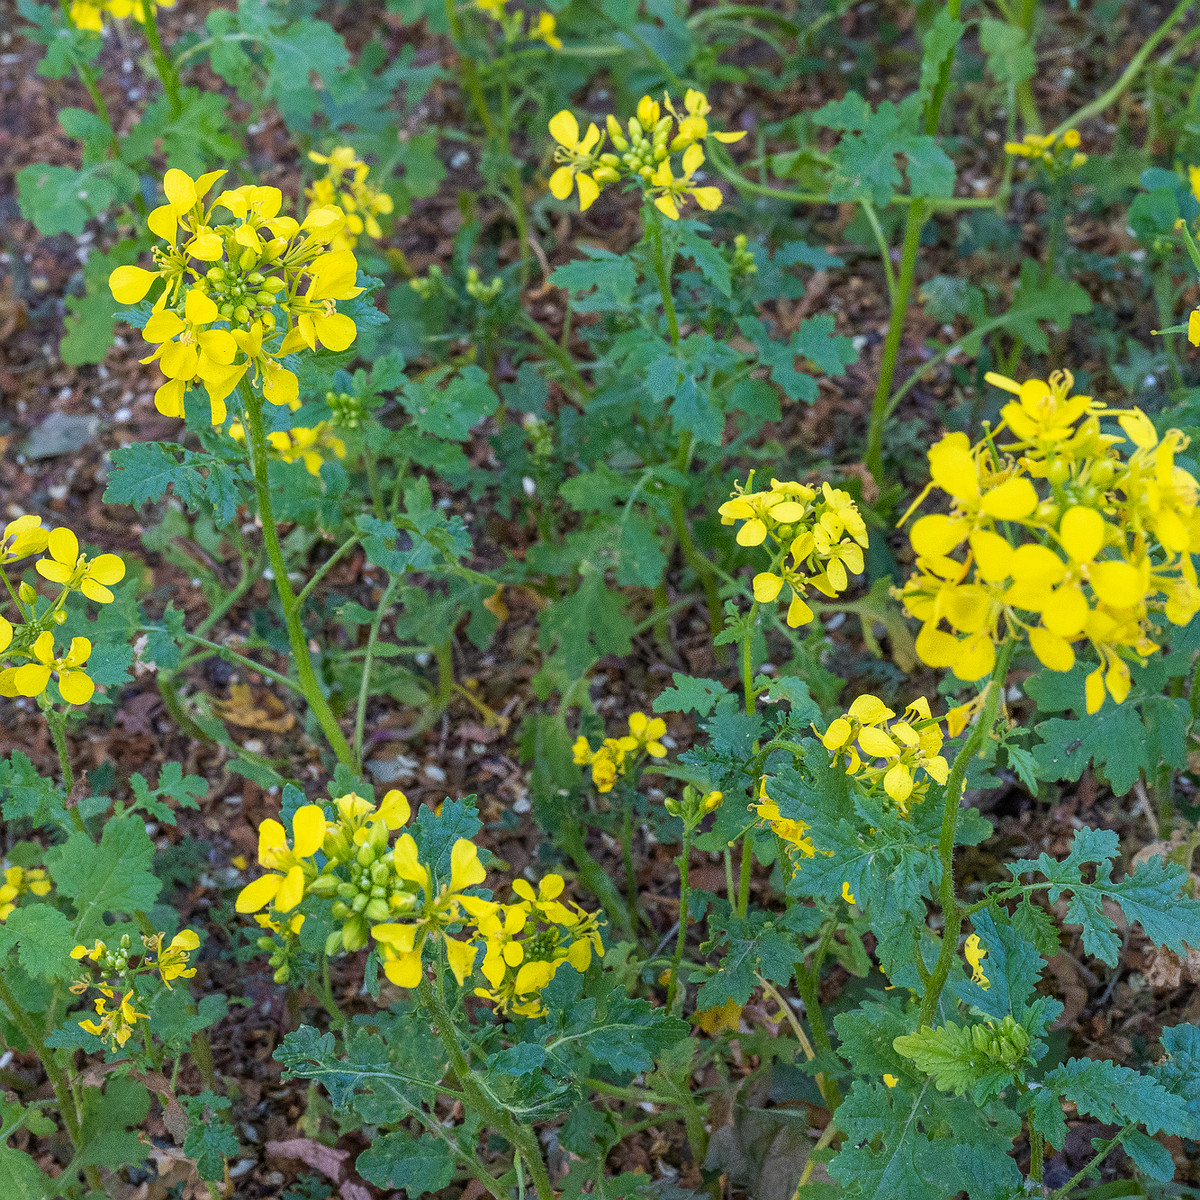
[{"left": 665, "top": 827, "right": 691, "bottom": 1011}]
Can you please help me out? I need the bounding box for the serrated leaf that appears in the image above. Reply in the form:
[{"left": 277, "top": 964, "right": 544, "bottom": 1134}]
[
  {"left": 1042, "top": 1057, "right": 1194, "bottom": 1137},
  {"left": 47, "top": 816, "right": 161, "bottom": 941},
  {"left": 7, "top": 906, "right": 74, "bottom": 981},
  {"left": 653, "top": 673, "right": 734, "bottom": 717},
  {"left": 0, "top": 1143, "right": 51, "bottom": 1199},
  {"left": 356, "top": 1130, "right": 454, "bottom": 1194}
]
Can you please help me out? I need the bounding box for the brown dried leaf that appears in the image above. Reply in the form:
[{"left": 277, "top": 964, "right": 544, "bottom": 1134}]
[
  {"left": 265, "top": 1138, "right": 348, "bottom": 1182},
  {"left": 215, "top": 683, "right": 296, "bottom": 732}
]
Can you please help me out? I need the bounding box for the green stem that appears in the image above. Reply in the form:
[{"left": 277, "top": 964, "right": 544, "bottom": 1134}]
[
  {"left": 418, "top": 978, "right": 555, "bottom": 1199},
  {"left": 860, "top": 197, "right": 897, "bottom": 302},
  {"left": 239, "top": 380, "right": 354, "bottom": 765},
  {"left": 1048, "top": 0, "right": 1196, "bottom": 138},
  {"left": 141, "top": 1, "right": 181, "bottom": 117},
  {"left": 666, "top": 828, "right": 691, "bottom": 1011},
  {"left": 296, "top": 533, "right": 360, "bottom": 611},
  {"left": 1013, "top": 0, "right": 1042, "bottom": 133},
  {"left": 865, "top": 198, "right": 926, "bottom": 483},
  {"left": 364, "top": 448, "right": 386, "bottom": 520},
  {"left": 0, "top": 972, "right": 102, "bottom": 1189},
  {"left": 917, "top": 638, "right": 1016, "bottom": 1027},
  {"left": 1047, "top": 1125, "right": 1132, "bottom": 1198},
  {"left": 179, "top": 631, "right": 302, "bottom": 694},
  {"left": 649, "top": 206, "right": 681, "bottom": 348},
  {"left": 621, "top": 786, "right": 639, "bottom": 931},
  {"left": 864, "top": 0, "right": 963, "bottom": 483},
  {"left": 1029, "top": 1125, "right": 1044, "bottom": 1184},
  {"left": 736, "top": 836, "right": 753, "bottom": 918},
  {"left": 46, "top": 709, "right": 74, "bottom": 794},
  {"left": 354, "top": 576, "right": 400, "bottom": 769}
]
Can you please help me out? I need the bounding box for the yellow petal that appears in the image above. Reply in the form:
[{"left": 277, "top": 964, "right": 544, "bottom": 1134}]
[
  {"left": 146, "top": 204, "right": 177, "bottom": 242},
  {"left": 1029, "top": 626, "right": 1075, "bottom": 672},
  {"left": 58, "top": 670, "right": 95, "bottom": 704},
  {"left": 1041, "top": 584, "right": 1089, "bottom": 637},
  {"left": 445, "top": 936, "right": 478, "bottom": 985},
  {"left": 1089, "top": 561, "right": 1143, "bottom": 608},
  {"left": 858, "top": 727, "right": 899, "bottom": 758},
  {"left": 968, "top": 530, "right": 1014, "bottom": 583},
  {"left": 753, "top": 572, "right": 783, "bottom": 602},
  {"left": 548, "top": 109, "right": 580, "bottom": 149},
  {"left": 928, "top": 433, "right": 979, "bottom": 501},
  {"left": 185, "top": 288, "right": 219, "bottom": 324},
  {"left": 274, "top": 865, "right": 306, "bottom": 912},
  {"left": 549, "top": 165, "right": 574, "bottom": 201},
  {"left": 163, "top": 168, "right": 197, "bottom": 212},
  {"left": 576, "top": 172, "right": 600, "bottom": 211},
  {"left": 955, "top": 632, "right": 995, "bottom": 681},
  {"left": 980, "top": 477, "right": 1038, "bottom": 521},
  {"left": 292, "top": 805, "right": 326, "bottom": 858},
  {"left": 1059, "top": 506, "right": 1104, "bottom": 563},
  {"left": 236, "top": 873, "right": 282, "bottom": 913},
  {"left": 450, "top": 838, "right": 486, "bottom": 892},
  {"left": 109, "top": 265, "right": 158, "bottom": 304}
]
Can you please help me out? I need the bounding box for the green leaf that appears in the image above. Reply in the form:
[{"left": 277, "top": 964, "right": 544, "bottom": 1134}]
[
  {"left": 400, "top": 365, "right": 498, "bottom": 441},
  {"left": 695, "top": 908, "right": 813, "bottom": 1008},
  {"left": 1120, "top": 1128, "right": 1177, "bottom": 1182},
  {"left": 538, "top": 568, "right": 635, "bottom": 679},
  {"left": 128, "top": 763, "right": 207, "bottom": 826},
  {"left": 1042, "top": 1057, "right": 1194, "bottom": 1137},
  {"left": 1031, "top": 702, "right": 1148, "bottom": 796},
  {"left": 918, "top": 9, "right": 965, "bottom": 106},
  {"left": 678, "top": 226, "right": 731, "bottom": 297},
  {"left": 104, "top": 442, "right": 244, "bottom": 525},
  {"left": 16, "top": 161, "right": 137, "bottom": 236},
  {"left": 0, "top": 753, "right": 62, "bottom": 826},
  {"left": 7, "top": 906, "right": 74, "bottom": 981},
  {"left": 652, "top": 673, "right": 734, "bottom": 717},
  {"left": 76, "top": 1076, "right": 151, "bottom": 1171},
  {"left": 1008, "top": 827, "right": 1200, "bottom": 965},
  {"left": 829, "top": 1077, "right": 1020, "bottom": 1200},
  {"left": 539, "top": 982, "right": 690, "bottom": 1077},
  {"left": 893, "top": 1015, "right": 1032, "bottom": 1102},
  {"left": 551, "top": 248, "right": 638, "bottom": 312},
  {"left": 0, "top": 1144, "right": 51, "bottom": 1199},
  {"left": 978, "top": 18, "right": 1036, "bottom": 85},
  {"left": 951, "top": 909, "right": 1044, "bottom": 1021},
  {"left": 356, "top": 1130, "right": 454, "bottom": 1194},
  {"left": 47, "top": 816, "right": 161, "bottom": 941},
  {"left": 184, "top": 1118, "right": 240, "bottom": 1182},
  {"left": 1149, "top": 1024, "right": 1200, "bottom": 1137},
  {"left": 411, "top": 795, "right": 482, "bottom": 884}
]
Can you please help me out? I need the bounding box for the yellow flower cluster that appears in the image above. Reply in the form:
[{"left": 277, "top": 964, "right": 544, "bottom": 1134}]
[
  {"left": 307, "top": 149, "right": 395, "bottom": 251},
  {"left": 229, "top": 420, "right": 347, "bottom": 477},
  {"left": 0, "top": 866, "right": 51, "bottom": 921},
  {"left": 0, "top": 518, "right": 125, "bottom": 707},
  {"left": 1004, "top": 128, "right": 1086, "bottom": 172},
  {"left": 822, "top": 695, "right": 948, "bottom": 815},
  {"left": 899, "top": 369, "right": 1200, "bottom": 712},
  {"left": 472, "top": 875, "right": 603, "bottom": 1017},
  {"left": 572, "top": 711, "right": 667, "bottom": 793},
  {"left": 548, "top": 90, "right": 744, "bottom": 217},
  {"left": 68, "top": 0, "right": 173, "bottom": 31},
  {"left": 475, "top": 0, "right": 561, "bottom": 48},
  {"left": 237, "top": 791, "right": 603, "bottom": 1004},
  {"left": 70, "top": 929, "right": 200, "bottom": 1048},
  {"left": 720, "top": 479, "right": 868, "bottom": 627},
  {"left": 109, "top": 169, "right": 363, "bottom": 425}
]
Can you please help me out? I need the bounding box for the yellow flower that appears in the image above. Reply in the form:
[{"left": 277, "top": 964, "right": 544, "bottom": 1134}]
[
  {"left": 1, "top": 515, "right": 49, "bottom": 563},
  {"left": 279, "top": 250, "right": 363, "bottom": 355},
  {"left": 824, "top": 694, "right": 948, "bottom": 814},
  {"left": 141, "top": 287, "right": 246, "bottom": 424},
  {"left": 236, "top": 805, "right": 326, "bottom": 914},
  {"left": 68, "top": 0, "right": 104, "bottom": 30},
  {"left": 155, "top": 929, "right": 200, "bottom": 986},
  {"left": 231, "top": 321, "right": 299, "bottom": 409},
  {"left": 883, "top": 1073, "right": 899, "bottom": 1088},
  {"left": 623, "top": 711, "right": 668, "bottom": 757},
  {"left": 964, "top": 933, "right": 990, "bottom": 990},
  {"left": 35, "top": 528, "right": 125, "bottom": 603},
  {"left": 666, "top": 89, "right": 747, "bottom": 150},
  {"left": 372, "top": 837, "right": 491, "bottom": 988},
  {"left": 266, "top": 423, "right": 348, "bottom": 476},
  {"left": 2, "top": 633, "right": 95, "bottom": 705},
  {"left": 650, "top": 143, "right": 723, "bottom": 221},
  {"left": 0, "top": 866, "right": 51, "bottom": 920},
  {"left": 530, "top": 11, "right": 562, "bottom": 48},
  {"left": 754, "top": 777, "right": 815, "bottom": 858},
  {"left": 79, "top": 985, "right": 148, "bottom": 1049},
  {"left": 548, "top": 111, "right": 603, "bottom": 211}
]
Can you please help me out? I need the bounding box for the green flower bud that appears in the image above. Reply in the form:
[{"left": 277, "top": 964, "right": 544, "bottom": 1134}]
[
  {"left": 352, "top": 893, "right": 368, "bottom": 913},
  {"left": 365, "top": 897, "right": 391, "bottom": 923},
  {"left": 273, "top": 964, "right": 290, "bottom": 984},
  {"left": 342, "top": 914, "right": 369, "bottom": 953},
  {"left": 246, "top": 272, "right": 265, "bottom": 286},
  {"left": 309, "top": 873, "right": 341, "bottom": 898},
  {"left": 325, "top": 929, "right": 344, "bottom": 957},
  {"left": 234, "top": 305, "right": 251, "bottom": 324},
  {"left": 331, "top": 900, "right": 350, "bottom": 920}
]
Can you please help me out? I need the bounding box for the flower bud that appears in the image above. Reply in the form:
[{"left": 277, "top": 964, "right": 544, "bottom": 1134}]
[
  {"left": 365, "top": 897, "right": 391, "bottom": 923},
  {"left": 593, "top": 166, "right": 620, "bottom": 184},
  {"left": 606, "top": 115, "right": 628, "bottom": 151},
  {"left": 18, "top": 582, "right": 36, "bottom": 604},
  {"left": 273, "top": 964, "right": 291, "bottom": 983},
  {"left": 53, "top": 609, "right": 68, "bottom": 625},
  {"left": 308, "top": 873, "right": 340, "bottom": 898},
  {"left": 342, "top": 914, "right": 369, "bottom": 953},
  {"left": 325, "top": 928, "right": 344, "bottom": 956}
]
